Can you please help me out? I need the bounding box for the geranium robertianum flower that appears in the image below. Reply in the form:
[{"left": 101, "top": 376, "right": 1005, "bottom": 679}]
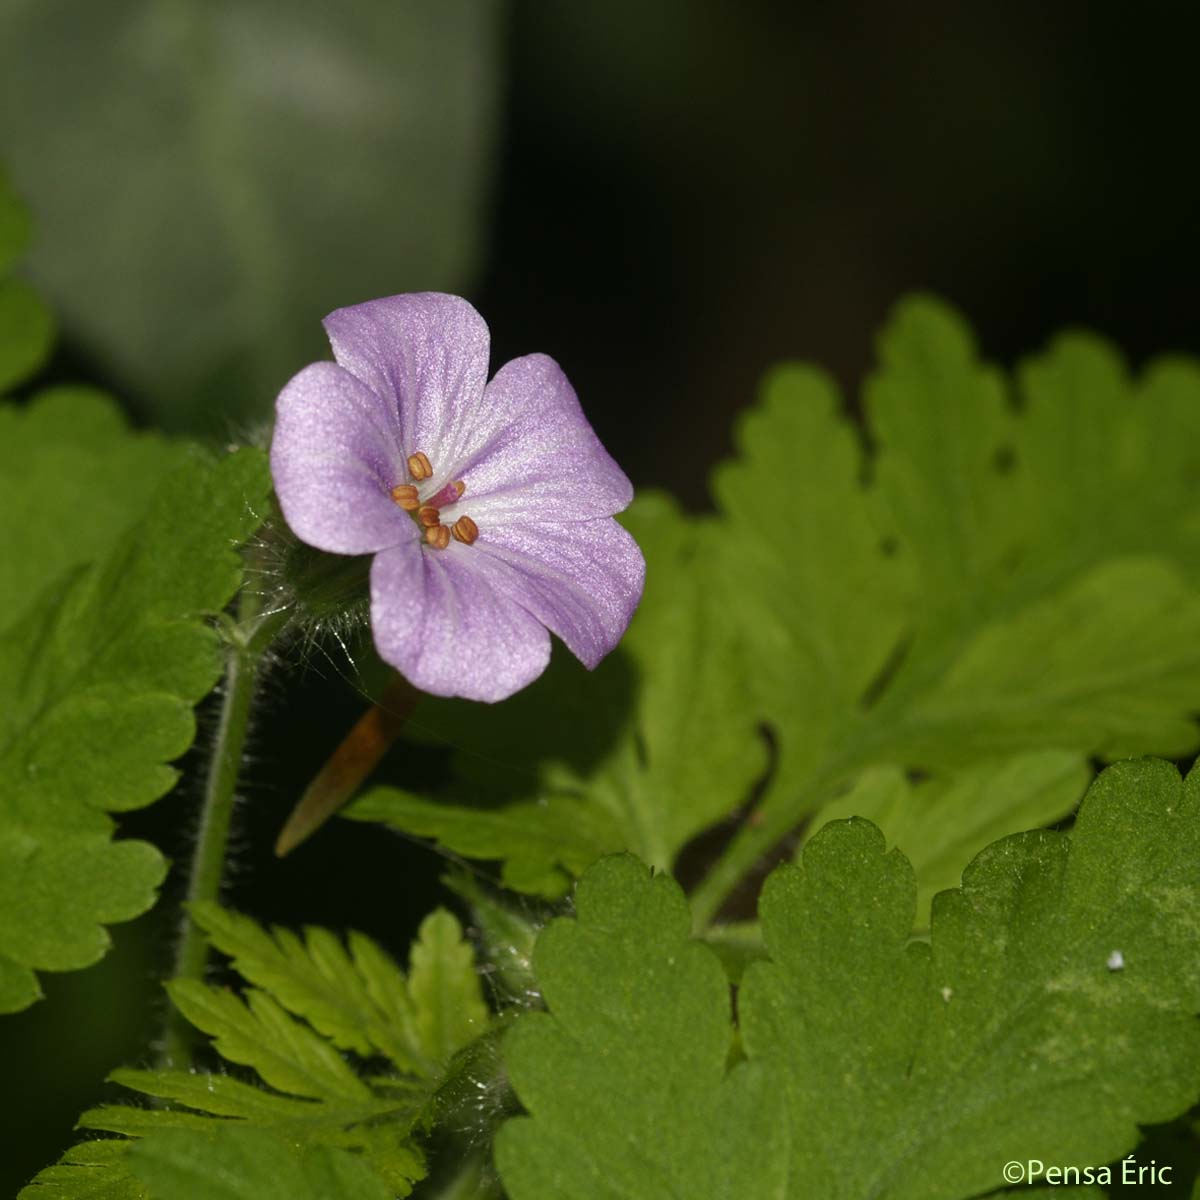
[{"left": 270, "top": 292, "right": 645, "bottom": 703}]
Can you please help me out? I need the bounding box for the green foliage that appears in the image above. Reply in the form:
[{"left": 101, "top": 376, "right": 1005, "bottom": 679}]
[
  {"left": 721, "top": 302, "right": 1200, "bottom": 791},
  {"left": 129, "top": 1127, "right": 394, "bottom": 1200},
  {"left": 16, "top": 1140, "right": 143, "bottom": 1200},
  {"left": 496, "top": 858, "right": 787, "bottom": 1200},
  {"left": 0, "top": 2, "right": 500, "bottom": 430},
  {"left": 11, "top": 271, "right": 1200, "bottom": 1195},
  {"left": 0, "top": 390, "right": 191, "bottom": 632},
  {"left": 24, "top": 906, "right": 490, "bottom": 1198},
  {"left": 348, "top": 494, "right": 766, "bottom": 896},
  {"left": 0, "top": 169, "right": 31, "bottom": 272},
  {"left": 190, "top": 902, "right": 487, "bottom": 1076},
  {"left": 347, "top": 787, "right": 624, "bottom": 899},
  {"left": 694, "top": 296, "right": 1200, "bottom": 921},
  {"left": 0, "top": 169, "right": 52, "bottom": 391},
  {"left": 348, "top": 298, "right": 1200, "bottom": 929},
  {"left": 497, "top": 758, "right": 1200, "bottom": 1199},
  {"left": 0, "top": 391, "right": 270, "bottom": 1011},
  {"left": 806, "top": 749, "right": 1090, "bottom": 928}
]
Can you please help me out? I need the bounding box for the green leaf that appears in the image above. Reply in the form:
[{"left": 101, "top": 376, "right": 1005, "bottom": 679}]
[
  {"left": 498, "top": 758, "right": 1200, "bottom": 1198},
  {"left": 698, "top": 295, "right": 1200, "bottom": 921},
  {"left": 19, "top": 1140, "right": 144, "bottom": 1200},
  {"left": 741, "top": 758, "right": 1200, "bottom": 1197},
  {"left": 805, "top": 749, "right": 1090, "bottom": 927},
  {"left": 34, "top": 905, "right": 495, "bottom": 1196},
  {"left": 407, "top": 909, "right": 490, "bottom": 1066},
  {"left": 348, "top": 788, "right": 624, "bottom": 899},
  {"left": 495, "top": 856, "right": 787, "bottom": 1200},
  {"left": 0, "top": 440, "right": 270, "bottom": 1010},
  {"left": 0, "top": 389, "right": 190, "bottom": 633},
  {"left": 348, "top": 494, "right": 767, "bottom": 895},
  {"left": 0, "top": 275, "right": 52, "bottom": 391},
  {"left": 166, "top": 980, "right": 373, "bottom": 1103},
  {"left": 190, "top": 901, "right": 487, "bottom": 1074},
  {"left": 0, "top": 2, "right": 501, "bottom": 430},
  {"left": 0, "top": 168, "right": 31, "bottom": 273},
  {"left": 128, "top": 1127, "right": 393, "bottom": 1200},
  {"left": 0, "top": 169, "right": 52, "bottom": 392}
]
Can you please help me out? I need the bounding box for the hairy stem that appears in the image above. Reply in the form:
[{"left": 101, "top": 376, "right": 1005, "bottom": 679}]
[{"left": 160, "top": 590, "right": 288, "bottom": 1066}]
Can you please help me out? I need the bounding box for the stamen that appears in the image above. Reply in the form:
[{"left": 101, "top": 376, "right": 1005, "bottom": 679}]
[
  {"left": 417, "top": 505, "right": 441, "bottom": 527},
  {"left": 407, "top": 451, "right": 433, "bottom": 481},
  {"left": 451, "top": 515, "right": 479, "bottom": 545},
  {"left": 426, "top": 479, "right": 466, "bottom": 508},
  {"left": 425, "top": 524, "right": 450, "bottom": 550},
  {"left": 389, "top": 484, "right": 419, "bottom": 510}
]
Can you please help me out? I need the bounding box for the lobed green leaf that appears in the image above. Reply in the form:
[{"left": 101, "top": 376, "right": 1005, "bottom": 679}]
[
  {"left": 0, "top": 420, "right": 269, "bottom": 1010},
  {"left": 696, "top": 294, "right": 1200, "bottom": 922},
  {"left": 28, "top": 903, "right": 493, "bottom": 1196},
  {"left": 190, "top": 901, "right": 486, "bottom": 1075},
  {"left": 498, "top": 758, "right": 1200, "bottom": 1198}
]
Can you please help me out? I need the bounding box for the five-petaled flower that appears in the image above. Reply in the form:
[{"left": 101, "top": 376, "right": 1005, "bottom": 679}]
[{"left": 270, "top": 293, "right": 645, "bottom": 702}]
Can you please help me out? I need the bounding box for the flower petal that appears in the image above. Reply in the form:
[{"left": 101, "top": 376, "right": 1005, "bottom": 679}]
[
  {"left": 472, "top": 517, "right": 645, "bottom": 669},
  {"left": 271, "top": 362, "right": 410, "bottom": 555},
  {"left": 323, "top": 293, "right": 490, "bottom": 467},
  {"left": 444, "top": 353, "right": 634, "bottom": 526},
  {"left": 370, "top": 542, "right": 551, "bottom": 703}
]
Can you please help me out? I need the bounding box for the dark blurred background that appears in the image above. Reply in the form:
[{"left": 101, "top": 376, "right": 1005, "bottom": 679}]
[{"left": 3, "top": 0, "right": 1199, "bottom": 1191}]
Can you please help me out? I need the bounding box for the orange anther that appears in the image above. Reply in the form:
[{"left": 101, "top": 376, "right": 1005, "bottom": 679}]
[
  {"left": 451, "top": 515, "right": 479, "bottom": 545},
  {"left": 417, "top": 505, "right": 441, "bottom": 527},
  {"left": 407, "top": 451, "right": 433, "bottom": 481},
  {"left": 389, "top": 484, "right": 419, "bottom": 510},
  {"left": 425, "top": 524, "right": 450, "bottom": 550}
]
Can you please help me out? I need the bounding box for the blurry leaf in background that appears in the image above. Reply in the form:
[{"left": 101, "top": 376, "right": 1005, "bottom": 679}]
[
  {"left": 347, "top": 494, "right": 768, "bottom": 897},
  {"left": 0, "top": 1, "right": 503, "bottom": 431},
  {"left": 0, "top": 392, "right": 269, "bottom": 1011},
  {"left": 0, "top": 168, "right": 52, "bottom": 391},
  {"left": 0, "top": 169, "right": 29, "bottom": 271}
]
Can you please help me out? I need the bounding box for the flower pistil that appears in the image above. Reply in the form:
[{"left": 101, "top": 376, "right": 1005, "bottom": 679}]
[{"left": 390, "top": 450, "right": 474, "bottom": 551}]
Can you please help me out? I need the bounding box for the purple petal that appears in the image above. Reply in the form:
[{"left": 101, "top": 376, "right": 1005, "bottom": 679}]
[
  {"left": 443, "top": 354, "right": 634, "bottom": 526},
  {"left": 370, "top": 542, "right": 551, "bottom": 703},
  {"left": 323, "top": 294, "right": 490, "bottom": 470},
  {"left": 271, "top": 362, "right": 411, "bottom": 555},
  {"left": 473, "top": 517, "right": 646, "bottom": 668}
]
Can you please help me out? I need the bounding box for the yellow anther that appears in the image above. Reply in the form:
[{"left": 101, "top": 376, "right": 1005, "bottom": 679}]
[
  {"left": 407, "top": 451, "right": 433, "bottom": 481},
  {"left": 417, "top": 505, "right": 441, "bottom": 527},
  {"left": 389, "top": 484, "right": 419, "bottom": 510},
  {"left": 451, "top": 515, "right": 479, "bottom": 545},
  {"left": 425, "top": 524, "right": 450, "bottom": 550}
]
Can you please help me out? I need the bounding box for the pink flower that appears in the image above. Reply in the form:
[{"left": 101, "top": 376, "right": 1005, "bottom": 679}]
[{"left": 270, "top": 294, "right": 644, "bottom": 702}]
